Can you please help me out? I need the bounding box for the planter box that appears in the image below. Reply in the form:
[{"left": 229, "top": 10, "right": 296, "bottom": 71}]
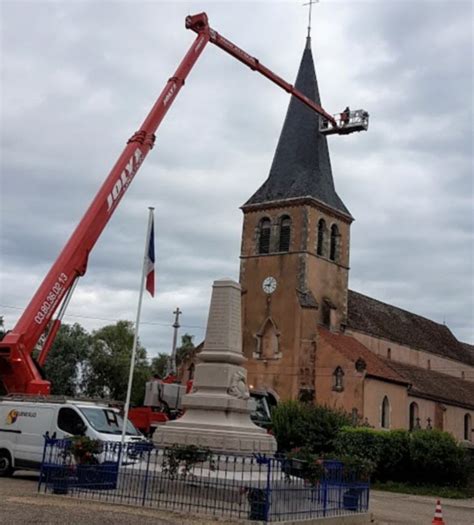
[
  {"left": 75, "top": 462, "right": 119, "bottom": 490},
  {"left": 343, "top": 487, "right": 364, "bottom": 511},
  {"left": 282, "top": 458, "right": 307, "bottom": 478}
]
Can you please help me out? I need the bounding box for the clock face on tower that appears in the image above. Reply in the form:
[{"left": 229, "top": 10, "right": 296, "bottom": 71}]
[{"left": 262, "top": 276, "right": 277, "bottom": 294}]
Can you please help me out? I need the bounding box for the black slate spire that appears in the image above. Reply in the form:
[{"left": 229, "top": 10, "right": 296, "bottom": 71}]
[{"left": 244, "top": 38, "right": 350, "bottom": 217}]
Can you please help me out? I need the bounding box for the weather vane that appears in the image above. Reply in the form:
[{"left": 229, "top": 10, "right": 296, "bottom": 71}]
[{"left": 303, "top": 0, "right": 319, "bottom": 38}]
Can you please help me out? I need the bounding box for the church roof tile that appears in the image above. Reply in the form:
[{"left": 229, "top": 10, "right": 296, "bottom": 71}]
[
  {"left": 347, "top": 290, "right": 474, "bottom": 366},
  {"left": 385, "top": 361, "right": 474, "bottom": 410},
  {"left": 244, "top": 38, "right": 350, "bottom": 217}
]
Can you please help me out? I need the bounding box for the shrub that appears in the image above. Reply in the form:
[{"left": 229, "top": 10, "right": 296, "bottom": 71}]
[
  {"left": 408, "top": 430, "right": 468, "bottom": 487},
  {"left": 162, "top": 444, "right": 216, "bottom": 479},
  {"left": 333, "top": 427, "right": 385, "bottom": 465},
  {"left": 335, "top": 427, "right": 469, "bottom": 487},
  {"left": 271, "top": 401, "right": 352, "bottom": 454},
  {"left": 377, "top": 429, "right": 411, "bottom": 482},
  {"left": 303, "top": 405, "right": 353, "bottom": 455},
  {"left": 285, "top": 447, "right": 374, "bottom": 484},
  {"left": 334, "top": 455, "right": 376, "bottom": 481},
  {"left": 334, "top": 427, "right": 410, "bottom": 482},
  {"left": 271, "top": 400, "right": 309, "bottom": 452}
]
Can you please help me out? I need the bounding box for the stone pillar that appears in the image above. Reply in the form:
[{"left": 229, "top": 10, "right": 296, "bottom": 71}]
[{"left": 153, "top": 279, "right": 277, "bottom": 453}]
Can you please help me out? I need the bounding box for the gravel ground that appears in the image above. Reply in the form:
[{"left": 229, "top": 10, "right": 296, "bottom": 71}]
[
  {"left": 3, "top": 472, "right": 473, "bottom": 524},
  {"left": 0, "top": 472, "right": 241, "bottom": 525}
]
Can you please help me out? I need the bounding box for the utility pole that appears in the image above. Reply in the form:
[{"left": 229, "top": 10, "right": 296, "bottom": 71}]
[{"left": 167, "top": 307, "right": 182, "bottom": 377}]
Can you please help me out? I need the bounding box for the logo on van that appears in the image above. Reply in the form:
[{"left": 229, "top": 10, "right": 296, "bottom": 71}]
[{"left": 6, "top": 409, "right": 18, "bottom": 425}]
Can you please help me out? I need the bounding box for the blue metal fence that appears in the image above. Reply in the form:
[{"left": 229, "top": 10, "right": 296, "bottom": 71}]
[{"left": 39, "top": 439, "right": 369, "bottom": 522}]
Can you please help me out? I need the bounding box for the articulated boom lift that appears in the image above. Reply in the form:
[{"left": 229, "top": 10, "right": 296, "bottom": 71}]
[{"left": 0, "top": 12, "right": 368, "bottom": 396}]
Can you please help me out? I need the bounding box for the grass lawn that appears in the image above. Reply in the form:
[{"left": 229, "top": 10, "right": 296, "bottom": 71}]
[{"left": 371, "top": 481, "right": 473, "bottom": 499}]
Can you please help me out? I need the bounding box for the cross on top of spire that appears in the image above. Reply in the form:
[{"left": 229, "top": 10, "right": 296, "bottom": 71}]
[
  {"left": 303, "top": 0, "right": 319, "bottom": 38},
  {"left": 173, "top": 307, "right": 182, "bottom": 328}
]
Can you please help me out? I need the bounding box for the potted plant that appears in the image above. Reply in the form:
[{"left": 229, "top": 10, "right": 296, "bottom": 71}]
[
  {"left": 162, "top": 444, "right": 216, "bottom": 479},
  {"left": 328, "top": 455, "right": 373, "bottom": 511},
  {"left": 70, "top": 436, "right": 102, "bottom": 465},
  {"left": 70, "top": 437, "right": 118, "bottom": 490},
  {"left": 284, "top": 447, "right": 325, "bottom": 485}
]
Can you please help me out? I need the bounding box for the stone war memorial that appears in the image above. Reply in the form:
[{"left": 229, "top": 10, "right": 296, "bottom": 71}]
[{"left": 153, "top": 278, "right": 277, "bottom": 453}]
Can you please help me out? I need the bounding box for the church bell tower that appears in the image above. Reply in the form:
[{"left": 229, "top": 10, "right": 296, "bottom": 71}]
[{"left": 240, "top": 36, "right": 353, "bottom": 402}]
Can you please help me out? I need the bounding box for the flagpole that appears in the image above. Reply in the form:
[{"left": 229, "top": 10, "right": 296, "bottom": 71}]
[{"left": 120, "top": 206, "right": 155, "bottom": 454}]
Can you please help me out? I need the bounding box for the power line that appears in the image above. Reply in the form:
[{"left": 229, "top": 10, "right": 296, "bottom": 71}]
[
  {"left": 1, "top": 305, "right": 472, "bottom": 375},
  {"left": 0, "top": 304, "right": 206, "bottom": 330}
]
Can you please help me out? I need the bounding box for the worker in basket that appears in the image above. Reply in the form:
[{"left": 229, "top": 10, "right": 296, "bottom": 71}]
[{"left": 341, "top": 106, "right": 351, "bottom": 126}]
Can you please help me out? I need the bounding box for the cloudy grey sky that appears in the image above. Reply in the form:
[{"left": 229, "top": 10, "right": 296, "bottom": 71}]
[{"left": 1, "top": 0, "right": 473, "bottom": 361}]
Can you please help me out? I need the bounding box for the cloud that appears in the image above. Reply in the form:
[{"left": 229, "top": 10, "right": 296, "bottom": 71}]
[{"left": 1, "top": 0, "right": 472, "bottom": 364}]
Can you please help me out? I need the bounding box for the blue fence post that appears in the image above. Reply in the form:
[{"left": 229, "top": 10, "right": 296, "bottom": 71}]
[
  {"left": 141, "top": 446, "right": 152, "bottom": 506},
  {"left": 322, "top": 479, "right": 328, "bottom": 517},
  {"left": 250, "top": 454, "right": 272, "bottom": 522},
  {"left": 264, "top": 457, "right": 272, "bottom": 522},
  {"left": 38, "top": 435, "right": 49, "bottom": 493}
]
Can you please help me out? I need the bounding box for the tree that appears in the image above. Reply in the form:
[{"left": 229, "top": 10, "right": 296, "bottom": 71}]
[
  {"left": 150, "top": 353, "right": 169, "bottom": 378},
  {"left": 43, "top": 323, "right": 91, "bottom": 396},
  {"left": 176, "top": 333, "right": 195, "bottom": 367},
  {"left": 82, "top": 320, "right": 150, "bottom": 405},
  {"left": 149, "top": 334, "right": 196, "bottom": 381}
]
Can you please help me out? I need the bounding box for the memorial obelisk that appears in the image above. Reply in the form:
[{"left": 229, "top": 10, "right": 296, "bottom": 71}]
[{"left": 153, "top": 279, "right": 277, "bottom": 453}]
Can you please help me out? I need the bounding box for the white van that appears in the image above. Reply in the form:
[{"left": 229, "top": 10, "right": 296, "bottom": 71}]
[{"left": 0, "top": 397, "right": 146, "bottom": 476}]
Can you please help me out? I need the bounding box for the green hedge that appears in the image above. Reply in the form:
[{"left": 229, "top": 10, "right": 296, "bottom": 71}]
[
  {"left": 409, "top": 430, "right": 468, "bottom": 486},
  {"left": 334, "top": 427, "right": 468, "bottom": 487},
  {"left": 333, "top": 427, "right": 385, "bottom": 464},
  {"left": 271, "top": 403, "right": 469, "bottom": 488},
  {"left": 379, "top": 429, "right": 411, "bottom": 482}
]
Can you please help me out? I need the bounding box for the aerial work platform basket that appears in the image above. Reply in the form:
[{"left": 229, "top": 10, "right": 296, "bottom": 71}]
[{"left": 320, "top": 109, "right": 369, "bottom": 135}]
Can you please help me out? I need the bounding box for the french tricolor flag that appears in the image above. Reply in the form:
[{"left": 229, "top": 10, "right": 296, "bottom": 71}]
[{"left": 145, "top": 217, "right": 155, "bottom": 297}]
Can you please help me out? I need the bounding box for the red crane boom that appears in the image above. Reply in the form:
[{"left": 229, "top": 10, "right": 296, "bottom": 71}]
[{"left": 0, "top": 12, "right": 367, "bottom": 395}]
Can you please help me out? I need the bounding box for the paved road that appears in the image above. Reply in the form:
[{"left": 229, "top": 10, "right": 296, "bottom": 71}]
[
  {"left": 371, "top": 489, "right": 474, "bottom": 525},
  {"left": 1, "top": 473, "right": 473, "bottom": 524}
]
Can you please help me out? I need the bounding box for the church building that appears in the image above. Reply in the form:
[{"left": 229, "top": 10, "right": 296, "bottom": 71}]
[{"left": 238, "top": 34, "right": 474, "bottom": 443}]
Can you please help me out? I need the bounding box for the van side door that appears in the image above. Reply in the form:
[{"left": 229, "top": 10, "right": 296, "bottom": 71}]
[{"left": 55, "top": 407, "right": 87, "bottom": 439}]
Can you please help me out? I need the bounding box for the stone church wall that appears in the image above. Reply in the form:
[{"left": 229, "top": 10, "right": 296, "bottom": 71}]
[
  {"left": 443, "top": 403, "right": 474, "bottom": 443},
  {"left": 314, "top": 334, "right": 364, "bottom": 416},
  {"left": 408, "top": 396, "right": 474, "bottom": 443},
  {"left": 363, "top": 377, "right": 407, "bottom": 429}
]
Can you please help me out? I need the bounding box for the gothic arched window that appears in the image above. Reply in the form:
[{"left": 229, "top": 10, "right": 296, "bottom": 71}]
[
  {"left": 464, "top": 413, "right": 472, "bottom": 441},
  {"left": 258, "top": 218, "right": 271, "bottom": 254},
  {"left": 317, "top": 218, "right": 327, "bottom": 256},
  {"left": 409, "top": 401, "right": 419, "bottom": 431},
  {"left": 278, "top": 215, "right": 291, "bottom": 252},
  {"left": 381, "top": 396, "right": 390, "bottom": 429},
  {"left": 330, "top": 224, "right": 340, "bottom": 261},
  {"left": 255, "top": 317, "right": 281, "bottom": 360}
]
